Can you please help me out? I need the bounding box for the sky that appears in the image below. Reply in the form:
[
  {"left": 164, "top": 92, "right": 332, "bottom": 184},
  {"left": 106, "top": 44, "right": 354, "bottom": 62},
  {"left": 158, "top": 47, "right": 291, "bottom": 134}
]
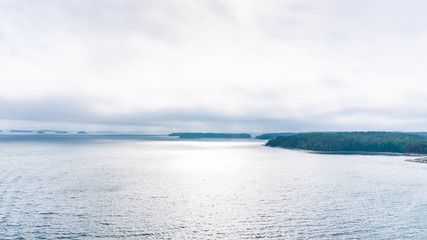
[{"left": 1, "top": 0, "right": 427, "bottom": 132}]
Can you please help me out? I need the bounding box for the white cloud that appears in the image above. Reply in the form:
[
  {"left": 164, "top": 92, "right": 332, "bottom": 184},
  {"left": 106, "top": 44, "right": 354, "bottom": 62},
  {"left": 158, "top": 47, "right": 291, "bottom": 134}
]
[{"left": 1, "top": 0, "right": 427, "bottom": 131}]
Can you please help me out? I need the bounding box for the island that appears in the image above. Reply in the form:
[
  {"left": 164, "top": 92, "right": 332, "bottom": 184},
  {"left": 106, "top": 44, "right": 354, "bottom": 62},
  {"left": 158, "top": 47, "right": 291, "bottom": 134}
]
[
  {"left": 36, "top": 130, "right": 68, "bottom": 134},
  {"left": 255, "top": 132, "right": 299, "bottom": 139},
  {"left": 169, "top": 132, "right": 251, "bottom": 139},
  {"left": 9, "top": 130, "right": 33, "bottom": 133},
  {"left": 77, "top": 131, "right": 87, "bottom": 134},
  {"left": 266, "top": 132, "right": 427, "bottom": 154}
]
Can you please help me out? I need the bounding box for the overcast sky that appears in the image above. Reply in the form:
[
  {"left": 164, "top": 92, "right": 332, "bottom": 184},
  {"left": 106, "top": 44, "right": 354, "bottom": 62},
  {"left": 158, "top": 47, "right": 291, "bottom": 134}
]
[{"left": 1, "top": 0, "right": 427, "bottom": 132}]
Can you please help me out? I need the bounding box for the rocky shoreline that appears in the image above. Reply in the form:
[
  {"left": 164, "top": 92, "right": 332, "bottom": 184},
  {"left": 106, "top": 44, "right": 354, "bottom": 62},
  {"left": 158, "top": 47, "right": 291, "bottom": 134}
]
[{"left": 406, "top": 157, "right": 427, "bottom": 163}]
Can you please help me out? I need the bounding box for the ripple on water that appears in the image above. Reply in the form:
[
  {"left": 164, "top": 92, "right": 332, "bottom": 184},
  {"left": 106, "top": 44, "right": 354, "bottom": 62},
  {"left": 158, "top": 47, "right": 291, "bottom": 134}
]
[{"left": 1, "top": 139, "right": 427, "bottom": 239}]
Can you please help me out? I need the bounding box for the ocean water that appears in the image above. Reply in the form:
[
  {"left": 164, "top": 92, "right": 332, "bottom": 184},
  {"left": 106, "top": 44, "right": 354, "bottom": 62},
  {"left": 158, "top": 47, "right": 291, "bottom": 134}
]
[{"left": 1, "top": 135, "right": 427, "bottom": 239}]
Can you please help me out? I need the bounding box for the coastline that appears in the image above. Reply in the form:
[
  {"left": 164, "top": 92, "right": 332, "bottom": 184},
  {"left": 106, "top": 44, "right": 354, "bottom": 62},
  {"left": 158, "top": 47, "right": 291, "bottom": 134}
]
[{"left": 265, "top": 145, "right": 424, "bottom": 156}]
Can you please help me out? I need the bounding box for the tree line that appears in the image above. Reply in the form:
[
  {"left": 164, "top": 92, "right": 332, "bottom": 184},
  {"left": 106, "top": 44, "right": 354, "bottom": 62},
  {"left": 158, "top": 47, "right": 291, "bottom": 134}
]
[{"left": 266, "top": 132, "right": 427, "bottom": 154}]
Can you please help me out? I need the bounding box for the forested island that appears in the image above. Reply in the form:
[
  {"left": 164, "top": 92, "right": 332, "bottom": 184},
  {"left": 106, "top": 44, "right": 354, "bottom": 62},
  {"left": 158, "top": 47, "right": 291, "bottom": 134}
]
[
  {"left": 9, "top": 130, "right": 33, "bottom": 133},
  {"left": 255, "top": 131, "right": 342, "bottom": 139},
  {"left": 255, "top": 132, "right": 299, "bottom": 139},
  {"left": 36, "top": 130, "right": 68, "bottom": 134},
  {"left": 169, "top": 132, "right": 251, "bottom": 139},
  {"left": 266, "top": 132, "right": 427, "bottom": 154}
]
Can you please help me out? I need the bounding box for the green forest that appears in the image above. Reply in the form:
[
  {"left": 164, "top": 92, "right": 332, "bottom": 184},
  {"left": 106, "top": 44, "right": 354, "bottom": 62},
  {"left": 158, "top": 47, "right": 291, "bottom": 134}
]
[
  {"left": 255, "top": 132, "right": 299, "bottom": 139},
  {"left": 266, "top": 132, "right": 427, "bottom": 154}
]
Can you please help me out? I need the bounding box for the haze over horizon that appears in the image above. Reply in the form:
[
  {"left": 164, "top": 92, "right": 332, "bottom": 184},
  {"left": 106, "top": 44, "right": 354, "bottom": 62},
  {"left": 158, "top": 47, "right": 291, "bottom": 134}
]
[{"left": 2, "top": 0, "right": 427, "bottom": 132}]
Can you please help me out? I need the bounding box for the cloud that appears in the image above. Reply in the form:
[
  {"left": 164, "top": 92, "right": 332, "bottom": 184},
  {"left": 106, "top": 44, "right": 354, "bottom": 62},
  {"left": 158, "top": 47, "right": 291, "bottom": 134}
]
[
  {"left": 1, "top": 95, "right": 427, "bottom": 132},
  {"left": 1, "top": 0, "right": 427, "bottom": 131}
]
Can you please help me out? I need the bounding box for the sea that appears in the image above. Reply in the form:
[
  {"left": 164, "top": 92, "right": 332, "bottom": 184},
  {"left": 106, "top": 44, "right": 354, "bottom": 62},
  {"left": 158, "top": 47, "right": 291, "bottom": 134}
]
[{"left": 1, "top": 134, "right": 426, "bottom": 239}]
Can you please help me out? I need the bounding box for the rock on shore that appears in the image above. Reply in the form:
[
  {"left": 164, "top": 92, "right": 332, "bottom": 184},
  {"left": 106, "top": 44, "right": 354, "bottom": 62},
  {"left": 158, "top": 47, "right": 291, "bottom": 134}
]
[{"left": 406, "top": 157, "right": 427, "bottom": 163}]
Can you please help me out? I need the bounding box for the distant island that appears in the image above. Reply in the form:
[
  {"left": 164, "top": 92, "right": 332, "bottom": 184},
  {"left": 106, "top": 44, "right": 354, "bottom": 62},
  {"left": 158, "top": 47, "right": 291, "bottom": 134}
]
[
  {"left": 9, "top": 130, "right": 33, "bottom": 133},
  {"left": 255, "top": 131, "right": 343, "bottom": 139},
  {"left": 266, "top": 132, "right": 427, "bottom": 154},
  {"left": 169, "top": 132, "right": 251, "bottom": 139},
  {"left": 255, "top": 132, "right": 299, "bottom": 139},
  {"left": 36, "top": 130, "right": 68, "bottom": 134},
  {"left": 78, "top": 131, "right": 87, "bottom": 134}
]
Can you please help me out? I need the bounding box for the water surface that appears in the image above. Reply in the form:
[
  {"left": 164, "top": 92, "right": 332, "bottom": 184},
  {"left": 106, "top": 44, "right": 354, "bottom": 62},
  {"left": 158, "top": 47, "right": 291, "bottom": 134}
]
[{"left": 1, "top": 135, "right": 426, "bottom": 239}]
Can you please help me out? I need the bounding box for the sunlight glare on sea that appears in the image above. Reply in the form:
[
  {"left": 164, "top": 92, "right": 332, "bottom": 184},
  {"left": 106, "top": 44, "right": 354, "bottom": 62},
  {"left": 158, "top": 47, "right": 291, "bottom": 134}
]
[{"left": 1, "top": 135, "right": 427, "bottom": 239}]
